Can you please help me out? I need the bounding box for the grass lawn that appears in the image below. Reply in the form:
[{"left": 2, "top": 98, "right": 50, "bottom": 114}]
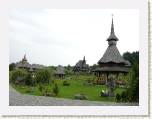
[{"left": 11, "top": 74, "right": 126, "bottom": 102}]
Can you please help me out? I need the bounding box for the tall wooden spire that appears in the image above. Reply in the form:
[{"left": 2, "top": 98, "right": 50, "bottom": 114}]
[
  {"left": 98, "top": 17, "right": 129, "bottom": 67},
  {"left": 22, "top": 54, "right": 27, "bottom": 63},
  {"left": 107, "top": 17, "right": 118, "bottom": 42}
]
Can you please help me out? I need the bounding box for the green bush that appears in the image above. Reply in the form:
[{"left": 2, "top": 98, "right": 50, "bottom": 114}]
[
  {"left": 35, "top": 69, "right": 51, "bottom": 84},
  {"left": 51, "top": 79, "right": 55, "bottom": 84},
  {"left": 116, "top": 91, "right": 129, "bottom": 102},
  {"left": 115, "top": 63, "right": 139, "bottom": 103},
  {"left": 126, "top": 63, "right": 139, "bottom": 102},
  {"left": 9, "top": 63, "right": 16, "bottom": 71},
  {"left": 42, "top": 86, "right": 56, "bottom": 97},
  {"left": 53, "top": 83, "right": 59, "bottom": 96},
  {"left": 25, "top": 73, "right": 34, "bottom": 86},
  {"left": 115, "top": 93, "right": 121, "bottom": 102},
  {"left": 121, "top": 91, "right": 128, "bottom": 102},
  {"left": 38, "top": 84, "right": 43, "bottom": 92},
  {"left": 10, "top": 69, "right": 28, "bottom": 84}
]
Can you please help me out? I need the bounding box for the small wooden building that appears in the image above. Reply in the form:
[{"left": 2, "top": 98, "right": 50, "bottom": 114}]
[
  {"left": 73, "top": 56, "right": 89, "bottom": 73},
  {"left": 97, "top": 18, "right": 131, "bottom": 76},
  {"left": 55, "top": 65, "right": 65, "bottom": 79}
]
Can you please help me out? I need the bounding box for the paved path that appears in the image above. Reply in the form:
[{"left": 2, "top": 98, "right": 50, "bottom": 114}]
[{"left": 9, "top": 86, "right": 138, "bottom": 106}]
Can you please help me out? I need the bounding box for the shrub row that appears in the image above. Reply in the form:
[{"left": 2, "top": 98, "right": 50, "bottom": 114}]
[{"left": 9, "top": 69, "right": 52, "bottom": 86}]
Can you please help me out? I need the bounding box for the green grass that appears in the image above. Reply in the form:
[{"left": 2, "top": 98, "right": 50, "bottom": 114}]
[
  {"left": 11, "top": 74, "right": 126, "bottom": 102},
  {"left": 56, "top": 79, "right": 107, "bottom": 101}
]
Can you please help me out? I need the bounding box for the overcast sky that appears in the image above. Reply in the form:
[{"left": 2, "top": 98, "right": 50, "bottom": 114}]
[{"left": 9, "top": 9, "right": 139, "bottom": 66}]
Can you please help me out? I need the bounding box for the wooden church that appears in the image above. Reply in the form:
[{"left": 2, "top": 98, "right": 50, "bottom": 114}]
[{"left": 95, "top": 18, "right": 131, "bottom": 96}]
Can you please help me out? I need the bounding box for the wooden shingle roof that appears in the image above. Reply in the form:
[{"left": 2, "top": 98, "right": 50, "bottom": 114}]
[{"left": 98, "top": 45, "right": 126, "bottom": 64}]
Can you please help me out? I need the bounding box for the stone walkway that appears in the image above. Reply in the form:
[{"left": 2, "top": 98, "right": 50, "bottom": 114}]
[{"left": 9, "top": 86, "right": 138, "bottom": 106}]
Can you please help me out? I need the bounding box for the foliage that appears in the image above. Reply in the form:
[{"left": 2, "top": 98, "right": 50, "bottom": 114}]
[
  {"left": 117, "top": 63, "right": 139, "bottom": 102},
  {"left": 123, "top": 51, "right": 139, "bottom": 65},
  {"left": 120, "top": 91, "right": 128, "bottom": 102},
  {"left": 10, "top": 69, "right": 28, "bottom": 83},
  {"left": 25, "top": 73, "right": 34, "bottom": 86},
  {"left": 42, "top": 86, "right": 56, "bottom": 97},
  {"left": 115, "top": 93, "right": 121, "bottom": 102},
  {"left": 35, "top": 69, "right": 51, "bottom": 84},
  {"left": 9, "top": 63, "right": 16, "bottom": 71},
  {"left": 38, "top": 84, "right": 43, "bottom": 92},
  {"left": 9, "top": 69, "right": 35, "bottom": 86},
  {"left": 53, "top": 83, "right": 59, "bottom": 96},
  {"left": 47, "top": 66, "right": 56, "bottom": 69},
  {"left": 127, "top": 63, "right": 139, "bottom": 102},
  {"left": 122, "top": 51, "right": 139, "bottom": 102},
  {"left": 12, "top": 74, "right": 125, "bottom": 102},
  {"left": 115, "top": 91, "right": 128, "bottom": 102},
  {"left": 66, "top": 64, "right": 72, "bottom": 70},
  {"left": 64, "top": 65, "right": 74, "bottom": 75}
]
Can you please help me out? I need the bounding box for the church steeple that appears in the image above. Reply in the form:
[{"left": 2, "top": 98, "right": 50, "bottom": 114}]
[
  {"left": 83, "top": 56, "right": 86, "bottom": 64},
  {"left": 22, "top": 54, "right": 27, "bottom": 63},
  {"left": 107, "top": 16, "right": 118, "bottom": 42},
  {"left": 83, "top": 56, "right": 85, "bottom": 61},
  {"left": 111, "top": 18, "right": 114, "bottom": 35}
]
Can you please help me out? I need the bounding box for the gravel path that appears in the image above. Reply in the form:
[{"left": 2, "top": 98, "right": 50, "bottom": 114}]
[{"left": 9, "top": 86, "right": 138, "bottom": 106}]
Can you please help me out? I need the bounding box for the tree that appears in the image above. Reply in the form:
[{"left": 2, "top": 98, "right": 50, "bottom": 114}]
[
  {"left": 25, "top": 73, "right": 35, "bottom": 86},
  {"left": 53, "top": 83, "right": 59, "bottom": 96},
  {"left": 10, "top": 69, "right": 28, "bottom": 84},
  {"left": 115, "top": 93, "right": 121, "bottom": 102},
  {"left": 127, "top": 63, "right": 139, "bottom": 102},
  {"left": 9, "top": 63, "right": 16, "bottom": 71},
  {"left": 64, "top": 65, "right": 74, "bottom": 75},
  {"left": 67, "top": 64, "right": 71, "bottom": 70},
  {"left": 121, "top": 91, "right": 128, "bottom": 102},
  {"left": 35, "top": 69, "right": 51, "bottom": 84},
  {"left": 123, "top": 51, "right": 139, "bottom": 65},
  {"left": 121, "top": 51, "right": 139, "bottom": 102}
]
